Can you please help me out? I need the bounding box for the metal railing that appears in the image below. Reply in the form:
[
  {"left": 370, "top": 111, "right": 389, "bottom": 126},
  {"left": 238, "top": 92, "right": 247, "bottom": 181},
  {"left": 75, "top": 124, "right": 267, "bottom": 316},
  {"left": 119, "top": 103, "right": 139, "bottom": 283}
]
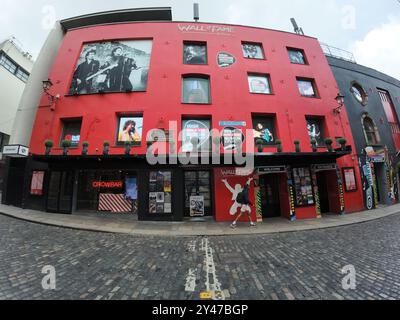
[{"left": 320, "top": 42, "right": 356, "bottom": 63}]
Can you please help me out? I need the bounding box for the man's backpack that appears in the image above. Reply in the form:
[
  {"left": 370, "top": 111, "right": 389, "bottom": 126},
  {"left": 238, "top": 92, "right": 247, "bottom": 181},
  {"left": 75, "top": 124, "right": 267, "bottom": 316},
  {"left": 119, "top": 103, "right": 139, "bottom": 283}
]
[{"left": 236, "top": 192, "right": 244, "bottom": 204}]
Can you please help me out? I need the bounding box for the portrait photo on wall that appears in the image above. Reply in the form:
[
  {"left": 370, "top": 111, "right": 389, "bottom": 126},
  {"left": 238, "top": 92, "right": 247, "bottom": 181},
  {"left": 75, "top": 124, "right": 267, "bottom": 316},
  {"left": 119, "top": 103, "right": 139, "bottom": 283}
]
[
  {"left": 117, "top": 116, "right": 143, "bottom": 144},
  {"left": 252, "top": 117, "right": 276, "bottom": 145},
  {"left": 306, "top": 118, "right": 325, "bottom": 147},
  {"left": 69, "top": 40, "right": 153, "bottom": 95},
  {"left": 183, "top": 43, "right": 207, "bottom": 65},
  {"left": 242, "top": 43, "right": 264, "bottom": 59}
]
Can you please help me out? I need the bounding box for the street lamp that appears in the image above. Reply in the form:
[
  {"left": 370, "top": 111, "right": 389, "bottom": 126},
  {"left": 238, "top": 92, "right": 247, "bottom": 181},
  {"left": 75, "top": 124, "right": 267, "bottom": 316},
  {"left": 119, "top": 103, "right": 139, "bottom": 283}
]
[
  {"left": 333, "top": 93, "right": 345, "bottom": 115},
  {"left": 42, "top": 79, "right": 59, "bottom": 109}
]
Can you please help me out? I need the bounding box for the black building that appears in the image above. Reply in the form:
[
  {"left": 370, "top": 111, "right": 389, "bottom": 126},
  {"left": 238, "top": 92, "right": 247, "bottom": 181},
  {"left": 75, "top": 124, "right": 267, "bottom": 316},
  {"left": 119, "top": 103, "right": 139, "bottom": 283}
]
[{"left": 328, "top": 56, "right": 400, "bottom": 209}]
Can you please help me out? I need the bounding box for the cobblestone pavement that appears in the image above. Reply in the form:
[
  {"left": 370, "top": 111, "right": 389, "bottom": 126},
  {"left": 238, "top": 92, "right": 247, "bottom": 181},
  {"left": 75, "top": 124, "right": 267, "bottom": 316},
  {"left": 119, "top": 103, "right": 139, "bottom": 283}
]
[{"left": 0, "top": 213, "right": 400, "bottom": 300}]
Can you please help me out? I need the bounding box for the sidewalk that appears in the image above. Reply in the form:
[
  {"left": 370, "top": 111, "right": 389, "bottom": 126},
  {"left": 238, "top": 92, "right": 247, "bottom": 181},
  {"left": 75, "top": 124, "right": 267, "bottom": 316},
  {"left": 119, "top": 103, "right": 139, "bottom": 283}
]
[{"left": 1, "top": 202, "right": 399, "bottom": 237}]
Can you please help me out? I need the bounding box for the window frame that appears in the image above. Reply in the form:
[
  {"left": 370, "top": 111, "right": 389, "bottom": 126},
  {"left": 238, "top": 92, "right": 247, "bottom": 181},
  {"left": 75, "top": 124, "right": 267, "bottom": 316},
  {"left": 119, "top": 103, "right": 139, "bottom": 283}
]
[
  {"left": 252, "top": 114, "right": 278, "bottom": 146},
  {"left": 248, "top": 73, "right": 273, "bottom": 95},
  {"left": 182, "top": 75, "right": 211, "bottom": 104},
  {"left": 183, "top": 41, "right": 208, "bottom": 65},
  {"left": 306, "top": 116, "right": 326, "bottom": 147},
  {"left": 181, "top": 117, "right": 212, "bottom": 153},
  {"left": 115, "top": 114, "right": 144, "bottom": 147},
  {"left": 297, "top": 78, "right": 319, "bottom": 98},
  {"left": 287, "top": 47, "right": 308, "bottom": 65},
  {"left": 350, "top": 81, "right": 368, "bottom": 106},
  {"left": 60, "top": 118, "right": 83, "bottom": 148},
  {"left": 362, "top": 115, "right": 381, "bottom": 146},
  {"left": 241, "top": 42, "right": 266, "bottom": 60},
  {"left": 0, "top": 51, "right": 30, "bottom": 83}
]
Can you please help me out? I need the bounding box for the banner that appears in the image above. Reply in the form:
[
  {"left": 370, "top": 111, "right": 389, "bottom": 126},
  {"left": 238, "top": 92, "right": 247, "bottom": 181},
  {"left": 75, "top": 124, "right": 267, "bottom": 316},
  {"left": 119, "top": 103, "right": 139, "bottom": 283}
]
[{"left": 30, "top": 171, "right": 45, "bottom": 196}]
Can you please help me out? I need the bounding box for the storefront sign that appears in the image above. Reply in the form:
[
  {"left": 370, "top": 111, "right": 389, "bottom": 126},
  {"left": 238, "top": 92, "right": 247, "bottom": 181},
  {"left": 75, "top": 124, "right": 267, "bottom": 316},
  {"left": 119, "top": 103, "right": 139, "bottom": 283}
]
[
  {"left": 217, "top": 52, "right": 236, "bottom": 68},
  {"left": 312, "top": 164, "right": 337, "bottom": 172},
  {"left": 257, "top": 166, "right": 286, "bottom": 174},
  {"left": 92, "top": 181, "right": 123, "bottom": 189},
  {"left": 30, "top": 171, "right": 45, "bottom": 196},
  {"left": 221, "top": 127, "right": 245, "bottom": 151},
  {"left": 220, "top": 168, "right": 254, "bottom": 177},
  {"left": 2, "top": 145, "right": 29, "bottom": 157},
  {"left": 178, "top": 24, "right": 234, "bottom": 35},
  {"left": 190, "top": 196, "right": 205, "bottom": 217}
]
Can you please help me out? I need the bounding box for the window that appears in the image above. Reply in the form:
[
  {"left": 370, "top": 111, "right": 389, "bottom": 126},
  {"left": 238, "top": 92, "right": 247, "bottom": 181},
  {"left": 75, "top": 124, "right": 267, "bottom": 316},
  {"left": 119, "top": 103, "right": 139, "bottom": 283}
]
[
  {"left": 350, "top": 82, "right": 368, "bottom": 106},
  {"left": 149, "top": 171, "right": 172, "bottom": 214},
  {"left": 242, "top": 42, "right": 265, "bottom": 59},
  {"left": 183, "top": 42, "right": 207, "bottom": 65},
  {"left": 293, "top": 167, "right": 314, "bottom": 207},
  {"left": 61, "top": 119, "right": 82, "bottom": 147},
  {"left": 16, "top": 68, "right": 29, "bottom": 82},
  {"left": 306, "top": 117, "right": 325, "bottom": 147},
  {"left": 248, "top": 74, "right": 272, "bottom": 94},
  {"left": 252, "top": 116, "right": 277, "bottom": 145},
  {"left": 362, "top": 116, "right": 380, "bottom": 145},
  {"left": 116, "top": 115, "right": 143, "bottom": 145},
  {"left": 297, "top": 78, "right": 318, "bottom": 98},
  {"left": 0, "top": 53, "right": 17, "bottom": 74},
  {"left": 182, "top": 77, "right": 211, "bottom": 104},
  {"left": 182, "top": 119, "right": 211, "bottom": 152},
  {"left": 288, "top": 48, "right": 307, "bottom": 64}
]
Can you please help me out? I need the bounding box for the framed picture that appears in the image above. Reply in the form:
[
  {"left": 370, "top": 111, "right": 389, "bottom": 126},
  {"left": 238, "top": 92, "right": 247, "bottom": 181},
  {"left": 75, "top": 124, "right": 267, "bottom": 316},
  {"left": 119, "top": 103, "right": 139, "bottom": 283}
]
[
  {"left": 68, "top": 40, "right": 153, "bottom": 95},
  {"left": 117, "top": 116, "right": 143, "bottom": 145},
  {"left": 343, "top": 167, "right": 358, "bottom": 192},
  {"left": 293, "top": 167, "right": 315, "bottom": 207},
  {"left": 30, "top": 171, "right": 45, "bottom": 196},
  {"left": 190, "top": 196, "right": 205, "bottom": 217}
]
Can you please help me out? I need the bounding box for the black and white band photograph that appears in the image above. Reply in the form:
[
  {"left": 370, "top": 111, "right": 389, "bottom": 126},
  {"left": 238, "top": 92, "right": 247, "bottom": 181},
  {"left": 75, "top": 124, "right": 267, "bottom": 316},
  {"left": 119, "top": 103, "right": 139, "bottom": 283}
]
[{"left": 69, "top": 40, "right": 153, "bottom": 95}]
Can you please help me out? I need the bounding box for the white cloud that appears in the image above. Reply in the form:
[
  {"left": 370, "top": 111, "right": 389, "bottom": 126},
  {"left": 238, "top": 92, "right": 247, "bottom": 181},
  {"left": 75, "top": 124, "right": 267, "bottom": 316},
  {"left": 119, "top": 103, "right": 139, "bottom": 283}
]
[{"left": 352, "top": 16, "right": 400, "bottom": 80}]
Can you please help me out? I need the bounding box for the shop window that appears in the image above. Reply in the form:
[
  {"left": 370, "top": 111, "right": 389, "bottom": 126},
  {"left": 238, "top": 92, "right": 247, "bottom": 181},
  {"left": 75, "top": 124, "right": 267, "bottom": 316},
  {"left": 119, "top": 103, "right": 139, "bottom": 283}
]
[
  {"left": 182, "top": 76, "right": 211, "bottom": 104},
  {"left": 181, "top": 118, "right": 211, "bottom": 152},
  {"left": 362, "top": 116, "right": 380, "bottom": 146},
  {"left": 350, "top": 82, "right": 368, "bottom": 106},
  {"left": 61, "top": 119, "right": 82, "bottom": 147},
  {"left": 288, "top": 48, "right": 307, "bottom": 65},
  {"left": 242, "top": 42, "right": 265, "bottom": 59},
  {"left": 248, "top": 74, "right": 272, "bottom": 94},
  {"left": 116, "top": 115, "right": 143, "bottom": 145},
  {"left": 149, "top": 171, "right": 172, "bottom": 214},
  {"left": 293, "top": 167, "right": 315, "bottom": 207},
  {"left": 183, "top": 42, "right": 207, "bottom": 65},
  {"left": 252, "top": 116, "right": 277, "bottom": 145},
  {"left": 297, "top": 78, "right": 318, "bottom": 98},
  {"left": 306, "top": 117, "right": 325, "bottom": 147}
]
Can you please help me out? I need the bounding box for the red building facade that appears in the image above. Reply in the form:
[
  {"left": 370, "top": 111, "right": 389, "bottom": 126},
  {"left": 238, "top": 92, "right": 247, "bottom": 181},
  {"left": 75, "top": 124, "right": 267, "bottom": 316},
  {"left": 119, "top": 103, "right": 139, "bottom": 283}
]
[{"left": 15, "top": 16, "right": 365, "bottom": 222}]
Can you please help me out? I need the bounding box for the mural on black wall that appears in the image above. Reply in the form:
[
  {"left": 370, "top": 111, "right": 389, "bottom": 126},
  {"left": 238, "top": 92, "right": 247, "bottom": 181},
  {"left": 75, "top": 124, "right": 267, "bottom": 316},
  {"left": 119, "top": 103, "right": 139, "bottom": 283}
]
[{"left": 69, "top": 40, "right": 153, "bottom": 95}]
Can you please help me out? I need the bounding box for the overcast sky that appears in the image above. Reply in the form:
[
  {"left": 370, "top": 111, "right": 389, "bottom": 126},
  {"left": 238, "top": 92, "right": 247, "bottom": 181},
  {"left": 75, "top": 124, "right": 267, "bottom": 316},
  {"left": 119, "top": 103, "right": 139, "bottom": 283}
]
[{"left": 1, "top": 0, "right": 399, "bottom": 79}]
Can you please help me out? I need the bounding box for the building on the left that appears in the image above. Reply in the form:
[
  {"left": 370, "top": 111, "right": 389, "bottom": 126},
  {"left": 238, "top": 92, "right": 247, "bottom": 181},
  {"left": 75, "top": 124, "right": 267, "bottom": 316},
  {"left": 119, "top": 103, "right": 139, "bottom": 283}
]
[{"left": 0, "top": 38, "right": 34, "bottom": 191}]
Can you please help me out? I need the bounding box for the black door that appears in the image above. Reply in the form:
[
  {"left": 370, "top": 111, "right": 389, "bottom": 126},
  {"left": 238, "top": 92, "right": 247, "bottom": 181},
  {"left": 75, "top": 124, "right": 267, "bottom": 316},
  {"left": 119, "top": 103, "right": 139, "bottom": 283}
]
[
  {"left": 47, "top": 171, "right": 73, "bottom": 214},
  {"left": 260, "top": 174, "right": 281, "bottom": 218},
  {"left": 184, "top": 171, "right": 212, "bottom": 217},
  {"left": 317, "top": 172, "right": 330, "bottom": 213}
]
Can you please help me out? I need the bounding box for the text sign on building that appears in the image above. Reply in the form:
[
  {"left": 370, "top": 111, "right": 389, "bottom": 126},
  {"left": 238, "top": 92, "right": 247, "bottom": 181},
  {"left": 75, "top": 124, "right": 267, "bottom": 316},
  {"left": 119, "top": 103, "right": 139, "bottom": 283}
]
[
  {"left": 92, "top": 181, "right": 123, "bottom": 189},
  {"left": 178, "top": 24, "right": 235, "bottom": 35},
  {"left": 312, "top": 164, "right": 337, "bottom": 172},
  {"left": 257, "top": 166, "right": 287, "bottom": 174},
  {"left": 2, "top": 145, "right": 29, "bottom": 157},
  {"left": 219, "top": 121, "right": 246, "bottom": 127}
]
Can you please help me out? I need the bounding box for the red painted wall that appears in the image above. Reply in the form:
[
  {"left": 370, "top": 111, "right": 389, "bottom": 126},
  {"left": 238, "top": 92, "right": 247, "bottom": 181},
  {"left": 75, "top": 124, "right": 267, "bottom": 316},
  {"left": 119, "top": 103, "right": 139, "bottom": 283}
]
[{"left": 29, "top": 21, "right": 365, "bottom": 216}]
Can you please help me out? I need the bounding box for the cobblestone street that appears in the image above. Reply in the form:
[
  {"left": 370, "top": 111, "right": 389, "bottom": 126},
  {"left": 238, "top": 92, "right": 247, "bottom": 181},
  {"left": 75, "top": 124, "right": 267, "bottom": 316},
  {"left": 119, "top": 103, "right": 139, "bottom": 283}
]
[{"left": 0, "top": 213, "right": 399, "bottom": 300}]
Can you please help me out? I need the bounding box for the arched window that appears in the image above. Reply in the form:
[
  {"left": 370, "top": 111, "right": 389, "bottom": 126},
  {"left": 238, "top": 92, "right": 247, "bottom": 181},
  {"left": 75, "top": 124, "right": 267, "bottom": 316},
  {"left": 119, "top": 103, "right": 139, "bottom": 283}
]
[{"left": 362, "top": 116, "right": 380, "bottom": 145}]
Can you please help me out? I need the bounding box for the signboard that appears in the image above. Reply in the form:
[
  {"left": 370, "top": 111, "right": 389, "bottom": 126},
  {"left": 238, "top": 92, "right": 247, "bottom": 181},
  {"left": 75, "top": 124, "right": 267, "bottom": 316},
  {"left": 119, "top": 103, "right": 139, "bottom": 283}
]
[
  {"left": 312, "top": 164, "right": 337, "bottom": 172},
  {"left": 219, "top": 121, "right": 246, "bottom": 127},
  {"left": 30, "top": 171, "right": 45, "bottom": 196},
  {"left": 343, "top": 168, "right": 357, "bottom": 192},
  {"left": 217, "top": 52, "right": 236, "bottom": 68},
  {"left": 2, "top": 145, "right": 29, "bottom": 158},
  {"left": 221, "top": 127, "right": 245, "bottom": 151},
  {"left": 190, "top": 196, "right": 205, "bottom": 217},
  {"left": 220, "top": 168, "right": 254, "bottom": 177},
  {"left": 257, "top": 166, "right": 287, "bottom": 174},
  {"left": 92, "top": 181, "right": 123, "bottom": 189}
]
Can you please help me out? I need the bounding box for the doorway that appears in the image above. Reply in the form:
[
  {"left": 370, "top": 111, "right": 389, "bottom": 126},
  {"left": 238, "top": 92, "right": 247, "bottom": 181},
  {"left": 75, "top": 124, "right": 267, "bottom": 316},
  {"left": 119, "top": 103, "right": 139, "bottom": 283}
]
[
  {"left": 259, "top": 174, "right": 281, "bottom": 218},
  {"left": 47, "top": 171, "right": 73, "bottom": 214},
  {"left": 184, "top": 171, "right": 213, "bottom": 217},
  {"left": 316, "top": 172, "right": 330, "bottom": 213},
  {"left": 373, "top": 162, "right": 387, "bottom": 205}
]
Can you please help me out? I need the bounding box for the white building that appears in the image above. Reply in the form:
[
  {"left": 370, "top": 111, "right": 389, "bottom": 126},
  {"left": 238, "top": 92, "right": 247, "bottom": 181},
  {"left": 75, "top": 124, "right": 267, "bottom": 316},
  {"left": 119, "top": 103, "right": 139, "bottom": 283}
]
[{"left": 0, "top": 38, "right": 34, "bottom": 187}]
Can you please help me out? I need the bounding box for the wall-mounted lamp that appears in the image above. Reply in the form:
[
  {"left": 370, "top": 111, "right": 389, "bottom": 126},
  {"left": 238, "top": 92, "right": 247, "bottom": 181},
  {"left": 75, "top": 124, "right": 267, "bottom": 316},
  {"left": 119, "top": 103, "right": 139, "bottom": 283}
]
[
  {"left": 333, "top": 93, "right": 345, "bottom": 115},
  {"left": 42, "top": 79, "right": 60, "bottom": 109}
]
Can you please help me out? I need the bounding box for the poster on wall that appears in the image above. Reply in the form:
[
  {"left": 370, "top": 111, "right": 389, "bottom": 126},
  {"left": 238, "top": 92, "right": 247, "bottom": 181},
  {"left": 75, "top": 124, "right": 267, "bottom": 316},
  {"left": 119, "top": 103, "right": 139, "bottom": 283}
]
[
  {"left": 293, "top": 167, "right": 314, "bottom": 206},
  {"left": 69, "top": 40, "right": 153, "bottom": 95},
  {"left": 183, "top": 43, "right": 207, "bottom": 64},
  {"left": 181, "top": 119, "right": 211, "bottom": 152},
  {"left": 30, "top": 171, "right": 45, "bottom": 196},
  {"left": 248, "top": 75, "right": 271, "bottom": 94},
  {"left": 190, "top": 196, "right": 205, "bottom": 217},
  {"left": 343, "top": 168, "right": 357, "bottom": 192},
  {"left": 252, "top": 117, "right": 275, "bottom": 145},
  {"left": 148, "top": 171, "right": 173, "bottom": 214},
  {"left": 124, "top": 177, "right": 138, "bottom": 200},
  {"left": 117, "top": 116, "right": 143, "bottom": 144},
  {"left": 221, "top": 127, "right": 245, "bottom": 151},
  {"left": 217, "top": 52, "right": 236, "bottom": 68},
  {"left": 306, "top": 118, "right": 324, "bottom": 147}
]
